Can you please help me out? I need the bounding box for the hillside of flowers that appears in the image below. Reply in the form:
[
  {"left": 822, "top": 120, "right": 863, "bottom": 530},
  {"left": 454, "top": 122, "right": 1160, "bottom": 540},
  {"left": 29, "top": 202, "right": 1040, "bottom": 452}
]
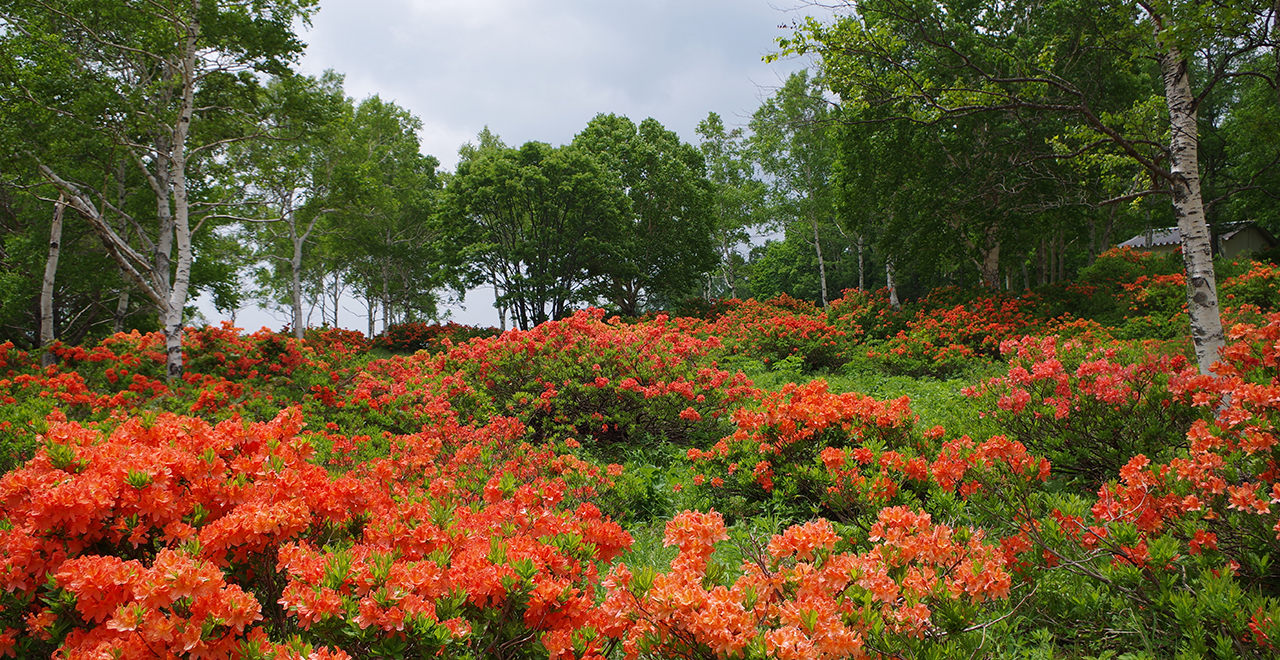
[{"left": 3, "top": 248, "right": 1280, "bottom": 658}]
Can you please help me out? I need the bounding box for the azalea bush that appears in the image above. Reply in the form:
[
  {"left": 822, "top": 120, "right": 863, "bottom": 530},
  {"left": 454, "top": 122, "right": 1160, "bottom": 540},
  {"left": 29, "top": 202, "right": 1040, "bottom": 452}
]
[
  {"left": 685, "top": 379, "right": 922, "bottom": 522},
  {"left": 10, "top": 258, "right": 1280, "bottom": 658},
  {"left": 0, "top": 405, "right": 633, "bottom": 659},
  {"left": 430, "top": 309, "right": 759, "bottom": 454},
  {"left": 859, "top": 290, "right": 1043, "bottom": 377},
  {"left": 964, "top": 334, "right": 1201, "bottom": 486},
  {"left": 374, "top": 321, "right": 499, "bottom": 354},
  {"left": 600, "top": 509, "right": 1013, "bottom": 659},
  {"left": 694, "top": 295, "right": 847, "bottom": 372}
]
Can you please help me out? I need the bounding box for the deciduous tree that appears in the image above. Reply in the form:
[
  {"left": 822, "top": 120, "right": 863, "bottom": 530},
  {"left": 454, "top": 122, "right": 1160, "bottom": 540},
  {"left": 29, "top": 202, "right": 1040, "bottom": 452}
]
[
  {"left": 572, "top": 114, "right": 716, "bottom": 315},
  {"left": 444, "top": 138, "right": 628, "bottom": 330},
  {"left": 778, "top": 0, "right": 1280, "bottom": 372},
  {"left": 0, "top": 0, "right": 317, "bottom": 379}
]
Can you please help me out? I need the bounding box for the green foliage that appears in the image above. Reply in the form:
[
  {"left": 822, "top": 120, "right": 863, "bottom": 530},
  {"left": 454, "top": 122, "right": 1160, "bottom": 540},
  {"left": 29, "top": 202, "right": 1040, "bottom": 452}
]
[
  {"left": 1053, "top": 248, "right": 1186, "bottom": 327},
  {"left": 374, "top": 321, "right": 499, "bottom": 354},
  {"left": 443, "top": 137, "right": 630, "bottom": 330},
  {"left": 573, "top": 114, "right": 718, "bottom": 315}
]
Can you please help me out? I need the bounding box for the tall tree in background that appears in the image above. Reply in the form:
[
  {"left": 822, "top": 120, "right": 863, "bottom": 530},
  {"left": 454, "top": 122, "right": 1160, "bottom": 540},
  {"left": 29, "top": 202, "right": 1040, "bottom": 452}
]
[
  {"left": 750, "top": 71, "right": 839, "bottom": 307},
  {"left": 573, "top": 114, "right": 716, "bottom": 315},
  {"left": 444, "top": 139, "right": 628, "bottom": 330},
  {"left": 0, "top": 0, "right": 317, "bottom": 378},
  {"left": 697, "top": 112, "right": 765, "bottom": 300},
  {"left": 778, "top": 0, "right": 1280, "bottom": 372},
  {"left": 245, "top": 91, "right": 443, "bottom": 337},
  {"left": 334, "top": 96, "right": 444, "bottom": 336},
  {"left": 234, "top": 72, "right": 347, "bottom": 338}
]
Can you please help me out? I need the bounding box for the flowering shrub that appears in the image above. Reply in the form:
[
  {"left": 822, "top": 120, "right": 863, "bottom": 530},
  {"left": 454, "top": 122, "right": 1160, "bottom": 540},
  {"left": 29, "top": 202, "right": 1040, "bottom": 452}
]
[
  {"left": 374, "top": 321, "right": 499, "bottom": 353},
  {"left": 0, "top": 405, "right": 634, "bottom": 659},
  {"left": 1221, "top": 260, "right": 1280, "bottom": 312},
  {"left": 1046, "top": 247, "right": 1185, "bottom": 326},
  {"left": 429, "top": 309, "right": 758, "bottom": 453},
  {"left": 860, "top": 290, "right": 1042, "bottom": 377},
  {"left": 8, "top": 257, "right": 1280, "bottom": 657},
  {"left": 600, "top": 508, "right": 1012, "bottom": 659},
  {"left": 686, "top": 379, "right": 921, "bottom": 521},
  {"left": 303, "top": 326, "right": 371, "bottom": 355},
  {"left": 693, "top": 295, "right": 848, "bottom": 371},
  {"left": 827, "top": 287, "right": 909, "bottom": 345},
  {"left": 965, "top": 334, "right": 1201, "bottom": 485}
]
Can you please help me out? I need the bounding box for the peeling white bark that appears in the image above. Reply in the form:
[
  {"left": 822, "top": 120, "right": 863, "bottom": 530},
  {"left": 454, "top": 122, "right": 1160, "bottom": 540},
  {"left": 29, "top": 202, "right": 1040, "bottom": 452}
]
[
  {"left": 39, "top": 195, "right": 66, "bottom": 367},
  {"left": 1159, "top": 41, "right": 1224, "bottom": 374}
]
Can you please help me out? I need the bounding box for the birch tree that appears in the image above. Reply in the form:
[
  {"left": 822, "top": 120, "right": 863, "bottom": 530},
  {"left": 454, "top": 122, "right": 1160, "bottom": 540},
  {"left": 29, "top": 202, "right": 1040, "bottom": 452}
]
[
  {"left": 778, "top": 0, "right": 1280, "bottom": 373},
  {"left": 236, "top": 72, "right": 348, "bottom": 339},
  {"left": 750, "top": 71, "right": 839, "bottom": 307},
  {"left": 1, "top": 0, "right": 316, "bottom": 379},
  {"left": 697, "top": 112, "right": 766, "bottom": 300}
]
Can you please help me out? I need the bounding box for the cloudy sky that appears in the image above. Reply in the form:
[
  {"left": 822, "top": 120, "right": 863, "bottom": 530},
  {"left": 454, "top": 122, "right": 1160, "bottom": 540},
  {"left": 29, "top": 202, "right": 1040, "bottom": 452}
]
[
  {"left": 295, "top": 0, "right": 828, "bottom": 170},
  {"left": 208, "top": 0, "right": 833, "bottom": 330}
]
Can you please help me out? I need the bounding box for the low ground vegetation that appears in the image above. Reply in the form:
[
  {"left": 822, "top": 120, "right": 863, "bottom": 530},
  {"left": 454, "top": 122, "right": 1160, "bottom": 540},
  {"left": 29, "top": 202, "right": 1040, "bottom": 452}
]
[{"left": 2, "top": 249, "right": 1280, "bottom": 658}]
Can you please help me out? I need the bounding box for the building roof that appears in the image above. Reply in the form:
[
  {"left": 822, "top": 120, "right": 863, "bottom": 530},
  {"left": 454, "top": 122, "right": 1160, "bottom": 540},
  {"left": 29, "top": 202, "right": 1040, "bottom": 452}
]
[
  {"left": 1116, "top": 223, "right": 1275, "bottom": 250},
  {"left": 1117, "top": 227, "right": 1180, "bottom": 249}
]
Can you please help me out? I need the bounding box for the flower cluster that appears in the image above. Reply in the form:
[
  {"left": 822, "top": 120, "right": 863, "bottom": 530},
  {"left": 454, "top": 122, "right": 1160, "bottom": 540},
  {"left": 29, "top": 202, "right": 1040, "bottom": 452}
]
[
  {"left": 692, "top": 295, "right": 848, "bottom": 371},
  {"left": 965, "top": 334, "right": 1199, "bottom": 484},
  {"left": 430, "top": 308, "right": 759, "bottom": 451},
  {"left": 373, "top": 321, "right": 499, "bottom": 353},
  {"left": 600, "top": 508, "right": 1011, "bottom": 659},
  {"left": 0, "top": 403, "right": 632, "bottom": 658},
  {"left": 860, "top": 289, "right": 1042, "bottom": 377}
]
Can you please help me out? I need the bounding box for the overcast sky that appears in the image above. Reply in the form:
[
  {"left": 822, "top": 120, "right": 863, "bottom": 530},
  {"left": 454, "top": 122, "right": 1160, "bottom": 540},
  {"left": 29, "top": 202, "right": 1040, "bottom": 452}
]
[
  {"left": 294, "top": 0, "right": 827, "bottom": 170},
  {"left": 205, "top": 0, "right": 832, "bottom": 330}
]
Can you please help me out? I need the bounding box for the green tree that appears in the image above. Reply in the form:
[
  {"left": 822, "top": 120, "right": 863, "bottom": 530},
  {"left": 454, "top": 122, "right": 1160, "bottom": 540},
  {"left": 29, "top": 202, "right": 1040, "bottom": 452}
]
[
  {"left": 0, "top": 0, "right": 317, "bottom": 378},
  {"left": 444, "top": 138, "right": 628, "bottom": 330},
  {"left": 697, "top": 112, "right": 766, "bottom": 299},
  {"left": 750, "top": 71, "right": 841, "bottom": 306},
  {"left": 334, "top": 96, "right": 444, "bottom": 336},
  {"left": 572, "top": 114, "right": 716, "bottom": 315},
  {"left": 778, "top": 0, "right": 1280, "bottom": 372},
  {"left": 233, "top": 71, "right": 348, "bottom": 338}
]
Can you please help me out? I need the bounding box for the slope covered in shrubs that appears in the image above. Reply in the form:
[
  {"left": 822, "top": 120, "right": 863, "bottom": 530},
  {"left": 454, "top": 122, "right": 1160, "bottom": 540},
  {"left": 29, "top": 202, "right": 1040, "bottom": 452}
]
[{"left": 2, "top": 249, "right": 1280, "bottom": 658}]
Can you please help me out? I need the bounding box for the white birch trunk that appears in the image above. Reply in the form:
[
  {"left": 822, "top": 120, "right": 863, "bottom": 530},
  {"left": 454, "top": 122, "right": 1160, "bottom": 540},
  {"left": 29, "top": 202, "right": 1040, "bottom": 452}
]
[
  {"left": 40, "top": 195, "right": 66, "bottom": 367},
  {"left": 291, "top": 232, "right": 305, "bottom": 338},
  {"left": 857, "top": 234, "right": 865, "bottom": 291},
  {"left": 886, "top": 258, "right": 900, "bottom": 309},
  {"left": 1159, "top": 44, "right": 1224, "bottom": 375},
  {"left": 161, "top": 10, "right": 201, "bottom": 381},
  {"left": 113, "top": 288, "right": 131, "bottom": 334},
  {"left": 811, "top": 209, "right": 828, "bottom": 307}
]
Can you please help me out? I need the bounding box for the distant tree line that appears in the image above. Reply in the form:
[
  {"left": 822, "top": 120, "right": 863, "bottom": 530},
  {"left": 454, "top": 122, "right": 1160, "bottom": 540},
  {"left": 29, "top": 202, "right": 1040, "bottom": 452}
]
[{"left": 1, "top": 0, "right": 1277, "bottom": 375}]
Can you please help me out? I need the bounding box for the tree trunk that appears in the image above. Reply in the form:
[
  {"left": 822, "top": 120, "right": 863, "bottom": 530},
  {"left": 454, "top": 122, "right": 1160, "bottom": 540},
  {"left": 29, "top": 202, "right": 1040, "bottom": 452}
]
[
  {"left": 291, "top": 237, "right": 305, "bottom": 339},
  {"left": 1057, "top": 230, "right": 1066, "bottom": 283},
  {"left": 1159, "top": 43, "right": 1224, "bottom": 374},
  {"left": 283, "top": 189, "right": 308, "bottom": 340},
  {"left": 886, "top": 258, "right": 900, "bottom": 309},
  {"left": 382, "top": 268, "right": 391, "bottom": 334},
  {"left": 161, "top": 10, "right": 202, "bottom": 382},
  {"left": 970, "top": 225, "right": 1001, "bottom": 289},
  {"left": 720, "top": 234, "right": 735, "bottom": 297},
  {"left": 40, "top": 195, "right": 66, "bottom": 368},
  {"left": 810, "top": 210, "right": 828, "bottom": 306},
  {"left": 857, "top": 234, "right": 865, "bottom": 291},
  {"left": 113, "top": 287, "right": 131, "bottom": 334}
]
